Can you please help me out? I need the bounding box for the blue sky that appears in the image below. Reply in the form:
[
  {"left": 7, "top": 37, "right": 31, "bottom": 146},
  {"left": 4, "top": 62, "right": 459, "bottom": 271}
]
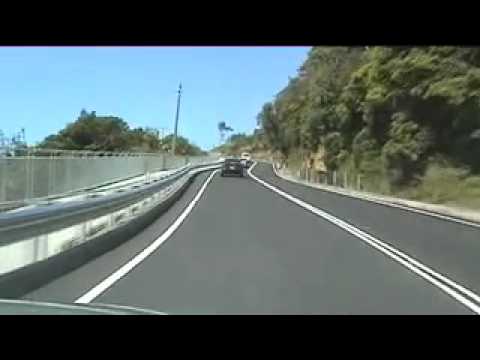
[{"left": 0, "top": 46, "right": 310, "bottom": 150}]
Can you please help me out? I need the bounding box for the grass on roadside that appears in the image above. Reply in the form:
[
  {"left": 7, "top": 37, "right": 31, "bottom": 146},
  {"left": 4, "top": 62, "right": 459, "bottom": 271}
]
[
  {"left": 399, "top": 164, "right": 480, "bottom": 209},
  {"left": 284, "top": 151, "right": 480, "bottom": 211}
]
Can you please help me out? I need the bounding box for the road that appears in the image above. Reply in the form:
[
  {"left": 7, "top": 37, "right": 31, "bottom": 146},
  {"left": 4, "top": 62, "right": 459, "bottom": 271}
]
[{"left": 23, "top": 162, "right": 480, "bottom": 314}]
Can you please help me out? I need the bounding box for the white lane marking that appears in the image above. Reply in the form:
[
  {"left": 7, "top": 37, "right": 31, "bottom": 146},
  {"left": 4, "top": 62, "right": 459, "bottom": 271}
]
[
  {"left": 269, "top": 166, "right": 480, "bottom": 306},
  {"left": 248, "top": 162, "right": 480, "bottom": 314},
  {"left": 270, "top": 162, "right": 480, "bottom": 229},
  {"left": 75, "top": 170, "right": 218, "bottom": 304},
  {"left": 268, "top": 163, "right": 480, "bottom": 305}
]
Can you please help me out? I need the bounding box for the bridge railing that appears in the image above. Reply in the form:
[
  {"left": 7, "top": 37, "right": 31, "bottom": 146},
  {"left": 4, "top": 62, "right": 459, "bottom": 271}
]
[
  {"left": 0, "top": 149, "right": 217, "bottom": 206},
  {"left": 0, "top": 159, "right": 221, "bottom": 297}
]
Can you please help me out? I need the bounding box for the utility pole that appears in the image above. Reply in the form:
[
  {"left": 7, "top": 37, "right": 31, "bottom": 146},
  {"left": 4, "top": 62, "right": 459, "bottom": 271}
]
[{"left": 172, "top": 83, "right": 182, "bottom": 155}]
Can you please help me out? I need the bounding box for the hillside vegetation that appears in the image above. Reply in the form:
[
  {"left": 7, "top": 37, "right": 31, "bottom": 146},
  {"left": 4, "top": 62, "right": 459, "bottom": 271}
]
[
  {"left": 247, "top": 47, "right": 480, "bottom": 208},
  {"left": 214, "top": 131, "right": 268, "bottom": 155}
]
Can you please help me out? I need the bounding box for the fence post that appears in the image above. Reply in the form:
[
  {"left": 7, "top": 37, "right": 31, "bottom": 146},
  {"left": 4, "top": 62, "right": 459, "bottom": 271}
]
[
  {"left": 30, "top": 153, "right": 35, "bottom": 198},
  {"left": 333, "top": 171, "right": 337, "bottom": 187},
  {"left": 0, "top": 159, "right": 6, "bottom": 202},
  {"left": 162, "top": 153, "right": 166, "bottom": 170},
  {"left": 48, "top": 153, "right": 55, "bottom": 197},
  {"left": 25, "top": 150, "right": 34, "bottom": 200},
  {"left": 24, "top": 152, "right": 29, "bottom": 200},
  {"left": 65, "top": 151, "right": 73, "bottom": 193},
  {"left": 357, "top": 174, "right": 361, "bottom": 191},
  {"left": 143, "top": 156, "right": 148, "bottom": 182},
  {"left": 344, "top": 170, "right": 348, "bottom": 189}
]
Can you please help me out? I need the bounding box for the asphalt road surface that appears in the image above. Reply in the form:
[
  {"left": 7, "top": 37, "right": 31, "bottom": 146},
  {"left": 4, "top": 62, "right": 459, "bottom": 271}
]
[{"left": 24, "top": 162, "right": 480, "bottom": 314}]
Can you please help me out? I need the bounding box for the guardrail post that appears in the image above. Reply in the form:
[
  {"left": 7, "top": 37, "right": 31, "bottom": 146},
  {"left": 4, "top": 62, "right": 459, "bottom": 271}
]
[
  {"left": 42, "top": 234, "right": 49, "bottom": 259},
  {"left": 33, "top": 234, "right": 49, "bottom": 261},
  {"left": 108, "top": 213, "right": 115, "bottom": 230},
  {"left": 33, "top": 236, "right": 40, "bottom": 262},
  {"left": 81, "top": 222, "right": 88, "bottom": 242}
]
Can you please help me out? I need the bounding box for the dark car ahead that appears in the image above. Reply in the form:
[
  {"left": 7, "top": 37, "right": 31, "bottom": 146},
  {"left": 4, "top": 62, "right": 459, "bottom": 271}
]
[{"left": 221, "top": 158, "right": 244, "bottom": 177}]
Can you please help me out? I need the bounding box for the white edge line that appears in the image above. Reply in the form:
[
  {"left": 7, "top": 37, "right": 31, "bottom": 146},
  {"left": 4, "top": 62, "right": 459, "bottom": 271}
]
[
  {"left": 270, "top": 162, "right": 480, "bottom": 229},
  {"left": 74, "top": 169, "right": 218, "bottom": 304},
  {"left": 248, "top": 162, "right": 480, "bottom": 314},
  {"left": 268, "top": 163, "right": 480, "bottom": 304}
]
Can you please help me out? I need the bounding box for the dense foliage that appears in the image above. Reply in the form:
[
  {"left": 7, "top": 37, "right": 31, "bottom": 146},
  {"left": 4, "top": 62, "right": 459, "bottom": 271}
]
[
  {"left": 257, "top": 47, "right": 480, "bottom": 188},
  {"left": 214, "top": 129, "right": 267, "bottom": 155},
  {"left": 160, "top": 134, "right": 206, "bottom": 156},
  {"left": 38, "top": 109, "right": 205, "bottom": 155}
]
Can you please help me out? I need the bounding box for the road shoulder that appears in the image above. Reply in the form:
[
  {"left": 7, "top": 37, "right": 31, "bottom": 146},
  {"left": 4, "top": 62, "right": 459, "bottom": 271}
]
[{"left": 271, "top": 161, "right": 480, "bottom": 228}]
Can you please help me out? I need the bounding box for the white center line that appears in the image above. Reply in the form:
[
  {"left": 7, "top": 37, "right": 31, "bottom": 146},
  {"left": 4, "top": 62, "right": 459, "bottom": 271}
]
[
  {"left": 75, "top": 170, "right": 218, "bottom": 304},
  {"left": 248, "top": 161, "right": 480, "bottom": 314}
]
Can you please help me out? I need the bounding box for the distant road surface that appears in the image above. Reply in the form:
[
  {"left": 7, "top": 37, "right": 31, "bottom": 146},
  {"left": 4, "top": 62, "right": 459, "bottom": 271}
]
[{"left": 24, "top": 162, "right": 480, "bottom": 314}]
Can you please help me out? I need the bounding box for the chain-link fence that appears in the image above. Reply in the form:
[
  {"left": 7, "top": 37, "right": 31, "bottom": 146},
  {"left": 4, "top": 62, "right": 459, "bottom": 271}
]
[{"left": 0, "top": 149, "right": 217, "bottom": 203}]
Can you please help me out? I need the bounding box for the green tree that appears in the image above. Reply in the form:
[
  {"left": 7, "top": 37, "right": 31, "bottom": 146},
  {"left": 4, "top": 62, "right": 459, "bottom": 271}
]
[
  {"left": 38, "top": 109, "right": 205, "bottom": 155},
  {"left": 257, "top": 46, "right": 480, "bottom": 188},
  {"left": 160, "top": 134, "right": 205, "bottom": 156}
]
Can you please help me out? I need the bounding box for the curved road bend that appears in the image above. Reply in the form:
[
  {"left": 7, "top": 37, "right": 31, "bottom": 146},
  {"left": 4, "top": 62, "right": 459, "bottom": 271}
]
[{"left": 24, "top": 163, "right": 480, "bottom": 314}]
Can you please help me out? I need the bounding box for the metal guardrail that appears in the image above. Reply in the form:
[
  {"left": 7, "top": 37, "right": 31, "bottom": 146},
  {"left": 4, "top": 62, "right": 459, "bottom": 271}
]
[
  {"left": 0, "top": 161, "right": 221, "bottom": 245},
  {"left": 0, "top": 160, "right": 221, "bottom": 295}
]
